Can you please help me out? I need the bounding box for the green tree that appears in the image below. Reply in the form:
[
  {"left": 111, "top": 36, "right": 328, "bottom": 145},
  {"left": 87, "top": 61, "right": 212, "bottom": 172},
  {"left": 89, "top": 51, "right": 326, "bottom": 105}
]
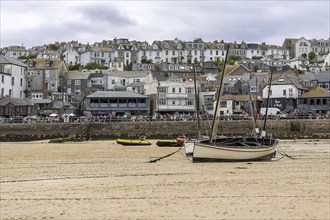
[
  {"left": 228, "top": 55, "right": 240, "bottom": 65},
  {"left": 68, "top": 64, "right": 81, "bottom": 71},
  {"left": 308, "top": 52, "right": 316, "bottom": 62},
  {"left": 301, "top": 53, "right": 307, "bottom": 59},
  {"left": 213, "top": 59, "right": 224, "bottom": 67},
  {"left": 48, "top": 44, "right": 59, "bottom": 51},
  {"left": 124, "top": 62, "right": 132, "bottom": 71},
  {"left": 253, "top": 64, "right": 260, "bottom": 72},
  {"left": 83, "top": 62, "right": 108, "bottom": 70},
  {"left": 18, "top": 54, "right": 37, "bottom": 60},
  {"left": 141, "top": 58, "right": 153, "bottom": 64}
]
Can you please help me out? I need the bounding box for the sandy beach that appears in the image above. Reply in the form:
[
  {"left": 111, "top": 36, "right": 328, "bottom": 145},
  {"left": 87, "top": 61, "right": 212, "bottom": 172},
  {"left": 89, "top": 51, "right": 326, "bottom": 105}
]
[{"left": 0, "top": 139, "right": 329, "bottom": 220}]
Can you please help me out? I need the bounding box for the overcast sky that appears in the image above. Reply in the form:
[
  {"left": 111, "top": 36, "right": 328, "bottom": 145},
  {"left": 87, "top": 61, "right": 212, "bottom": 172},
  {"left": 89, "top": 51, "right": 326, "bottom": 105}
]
[{"left": 0, "top": 0, "right": 329, "bottom": 48}]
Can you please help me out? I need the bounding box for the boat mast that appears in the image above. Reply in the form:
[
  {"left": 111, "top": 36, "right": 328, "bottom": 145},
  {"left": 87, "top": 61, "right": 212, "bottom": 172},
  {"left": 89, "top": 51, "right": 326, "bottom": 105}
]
[
  {"left": 209, "top": 46, "right": 230, "bottom": 144},
  {"left": 247, "top": 82, "right": 258, "bottom": 136},
  {"left": 262, "top": 70, "right": 274, "bottom": 137},
  {"left": 193, "top": 63, "right": 201, "bottom": 139}
]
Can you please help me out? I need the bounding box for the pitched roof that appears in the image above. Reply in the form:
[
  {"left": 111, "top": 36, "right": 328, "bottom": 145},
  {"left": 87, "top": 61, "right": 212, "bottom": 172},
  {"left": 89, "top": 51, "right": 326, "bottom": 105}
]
[
  {"left": 0, "top": 55, "right": 27, "bottom": 67},
  {"left": 272, "top": 73, "right": 307, "bottom": 90},
  {"left": 224, "top": 64, "right": 251, "bottom": 76},
  {"left": 65, "top": 71, "right": 90, "bottom": 79},
  {"left": 0, "top": 98, "right": 33, "bottom": 106},
  {"left": 299, "top": 87, "right": 330, "bottom": 98}
]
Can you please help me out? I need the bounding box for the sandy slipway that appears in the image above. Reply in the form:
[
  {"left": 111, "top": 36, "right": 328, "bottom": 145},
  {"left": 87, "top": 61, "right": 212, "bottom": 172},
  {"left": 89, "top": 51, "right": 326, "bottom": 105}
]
[{"left": 0, "top": 139, "right": 329, "bottom": 219}]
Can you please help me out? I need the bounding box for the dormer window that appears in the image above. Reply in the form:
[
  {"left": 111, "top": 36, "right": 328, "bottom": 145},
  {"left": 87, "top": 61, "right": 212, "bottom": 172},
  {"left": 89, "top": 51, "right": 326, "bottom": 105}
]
[
  {"left": 278, "top": 78, "right": 285, "bottom": 82},
  {"left": 177, "top": 44, "right": 182, "bottom": 49},
  {"left": 29, "top": 61, "right": 35, "bottom": 67},
  {"left": 164, "top": 43, "right": 169, "bottom": 48}
]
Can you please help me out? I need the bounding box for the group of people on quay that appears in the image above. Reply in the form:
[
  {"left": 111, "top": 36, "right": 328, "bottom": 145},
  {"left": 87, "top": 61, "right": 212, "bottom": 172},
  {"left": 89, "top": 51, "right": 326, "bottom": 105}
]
[{"left": 2, "top": 110, "right": 329, "bottom": 124}]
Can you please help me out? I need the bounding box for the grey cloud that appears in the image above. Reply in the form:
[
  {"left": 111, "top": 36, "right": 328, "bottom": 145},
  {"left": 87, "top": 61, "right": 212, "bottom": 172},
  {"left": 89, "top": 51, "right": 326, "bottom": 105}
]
[{"left": 76, "top": 4, "right": 136, "bottom": 26}]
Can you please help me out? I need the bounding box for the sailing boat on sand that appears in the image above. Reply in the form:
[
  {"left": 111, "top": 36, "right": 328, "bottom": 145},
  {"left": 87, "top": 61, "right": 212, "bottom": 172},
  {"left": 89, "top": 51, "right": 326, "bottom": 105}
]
[{"left": 191, "top": 46, "right": 278, "bottom": 162}]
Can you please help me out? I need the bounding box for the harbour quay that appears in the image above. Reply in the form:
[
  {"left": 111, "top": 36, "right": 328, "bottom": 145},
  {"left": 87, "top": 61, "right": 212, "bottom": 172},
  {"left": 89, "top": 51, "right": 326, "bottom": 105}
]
[{"left": 0, "top": 119, "right": 329, "bottom": 142}]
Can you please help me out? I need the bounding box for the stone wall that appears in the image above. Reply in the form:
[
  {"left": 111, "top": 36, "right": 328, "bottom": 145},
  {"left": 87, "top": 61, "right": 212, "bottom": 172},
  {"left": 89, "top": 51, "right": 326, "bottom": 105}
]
[{"left": 0, "top": 119, "right": 329, "bottom": 142}]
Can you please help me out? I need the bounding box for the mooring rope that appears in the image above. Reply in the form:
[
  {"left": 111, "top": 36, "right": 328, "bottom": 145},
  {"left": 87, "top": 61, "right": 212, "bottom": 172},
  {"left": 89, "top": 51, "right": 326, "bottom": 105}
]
[
  {"left": 276, "top": 144, "right": 295, "bottom": 160},
  {"left": 149, "top": 146, "right": 185, "bottom": 163}
]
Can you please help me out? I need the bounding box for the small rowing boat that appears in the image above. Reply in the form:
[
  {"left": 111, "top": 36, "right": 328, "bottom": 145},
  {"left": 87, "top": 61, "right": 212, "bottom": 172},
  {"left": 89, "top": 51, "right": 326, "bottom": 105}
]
[{"left": 156, "top": 139, "right": 180, "bottom": 147}]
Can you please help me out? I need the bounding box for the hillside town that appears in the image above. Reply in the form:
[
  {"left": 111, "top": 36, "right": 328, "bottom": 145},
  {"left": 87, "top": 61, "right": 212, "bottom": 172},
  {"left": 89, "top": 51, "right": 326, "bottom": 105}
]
[{"left": 0, "top": 37, "right": 329, "bottom": 123}]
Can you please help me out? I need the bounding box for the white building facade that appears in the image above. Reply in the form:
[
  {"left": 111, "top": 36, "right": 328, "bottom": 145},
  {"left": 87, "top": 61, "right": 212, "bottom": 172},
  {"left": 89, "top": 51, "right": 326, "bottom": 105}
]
[{"left": 0, "top": 56, "right": 26, "bottom": 99}]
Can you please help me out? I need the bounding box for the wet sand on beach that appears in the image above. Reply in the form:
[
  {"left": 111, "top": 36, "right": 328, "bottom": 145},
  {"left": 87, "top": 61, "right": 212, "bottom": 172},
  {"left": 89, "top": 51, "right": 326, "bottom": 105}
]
[{"left": 0, "top": 139, "right": 329, "bottom": 219}]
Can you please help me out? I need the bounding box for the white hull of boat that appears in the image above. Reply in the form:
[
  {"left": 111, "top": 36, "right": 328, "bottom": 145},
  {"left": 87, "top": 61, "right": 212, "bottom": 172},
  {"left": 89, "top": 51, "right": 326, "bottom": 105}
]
[
  {"left": 192, "top": 141, "right": 277, "bottom": 162},
  {"left": 184, "top": 141, "right": 194, "bottom": 156}
]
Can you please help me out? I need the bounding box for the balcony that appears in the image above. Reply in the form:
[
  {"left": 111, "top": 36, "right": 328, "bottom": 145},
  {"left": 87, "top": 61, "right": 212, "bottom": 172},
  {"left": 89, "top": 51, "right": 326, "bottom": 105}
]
[
  {"left": 166, "top": 93, "right": 188, "bottom": 98},
  {"left": 158, "top": 105, "right": 195, "bottom": 111}
]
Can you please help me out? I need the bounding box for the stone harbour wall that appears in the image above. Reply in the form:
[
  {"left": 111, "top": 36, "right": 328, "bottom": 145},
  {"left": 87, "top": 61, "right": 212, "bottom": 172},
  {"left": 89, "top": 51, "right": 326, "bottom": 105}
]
[{"left": 0, "top": 119, "right": 329, "bottom": 142}]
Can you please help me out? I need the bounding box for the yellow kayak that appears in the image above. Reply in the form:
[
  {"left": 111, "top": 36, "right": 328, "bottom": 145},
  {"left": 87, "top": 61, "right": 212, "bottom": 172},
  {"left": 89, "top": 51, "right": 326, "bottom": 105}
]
[{"left": 116, "top": 138, "right": 152, "bottom": 146}]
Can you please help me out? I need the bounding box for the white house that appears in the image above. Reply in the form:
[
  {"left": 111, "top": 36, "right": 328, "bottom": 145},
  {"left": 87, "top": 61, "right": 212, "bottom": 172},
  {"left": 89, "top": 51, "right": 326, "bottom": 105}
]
[
  {"left": 4, "top": 46, "right": 29, "bottom": 59},
  {"left": 295, "top": 37, "right": 311, "bottom": 58},
  {"left": 262, "top": 73, "right": 308, "bottom": 111},
  {"left": 80, "top": 43, "right": 114, "bottom": 67},
  {"left": 265, "top": 44, "right": 290, "bottom": 60},
  {"left": 287, "top": 57, "right": 309, "bottom": 70},
  {"left": 0, "top": 55, "right": 26, "bottom": 99},
  {"left": 204, "top": 41, "right": 226, "bottom": 62},
  {"left": 142, "top": 73, "right": 201, "bottom": 116},
  {"left": 62, "top": 47, "right": 80, "bottom": 65},
  {"left": 104, "top": 71, "right": 153, "bottom": 91}
]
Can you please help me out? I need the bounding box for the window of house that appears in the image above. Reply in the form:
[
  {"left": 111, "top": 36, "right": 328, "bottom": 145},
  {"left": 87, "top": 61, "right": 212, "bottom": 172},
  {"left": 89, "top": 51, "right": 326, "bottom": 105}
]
[
  {"left": 172, "top": 88, "right": 175, "bottom": 93},
  {"left": 20, "top": 78, "right": 23, "bottom": 87},
  {"left": 283, "top": 89, "right": 286, "bottom": 96},
  {"left": 289, "top": 88, "right": 293, "bottom": 97},
  {"left": 11, "top": 77, "right": 14, "bottom": 85},
  {"left": 165, "top": 51, "right": 168, "bottom": 55},
  {"left": 1, "top": 75, "right": 4, "bottom": 83},
  {"left": 9, "top": 89, "right": 12, "bottom": 96},
  {"left": 186, "top": 87, "right": 194, "bottom": 94},
  {"left": 250, "top": 86, "right": 257, "bottom": 92},
  {"left": 158, "top": 99, "right": 166, "bottom": 105},
  {"left": 158, "top": 87, "right": 167, "bottom": 94},
  {"left": 186, "top": 99, "right": 194, "bottom": 106},
  {"left": 179, "top": 88, "right": 182, "bottom": 93},
  {"left": 67, "top": 80, "right": 71, "bottom": 85},
  {"left": 172, "top": 51, "right": 175, "bottom": 56},
  {"left": 172, "top": 101, "right": 175, "bottom": 105},
  {"left": 74, "top": 90, "right": 81, "bottom": 96},
  {"left": 75, "top": 80, "right": 81, "bottom": 85},
  {"left": 220, "top": 101, "right": 227, "bottom": 107}
]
